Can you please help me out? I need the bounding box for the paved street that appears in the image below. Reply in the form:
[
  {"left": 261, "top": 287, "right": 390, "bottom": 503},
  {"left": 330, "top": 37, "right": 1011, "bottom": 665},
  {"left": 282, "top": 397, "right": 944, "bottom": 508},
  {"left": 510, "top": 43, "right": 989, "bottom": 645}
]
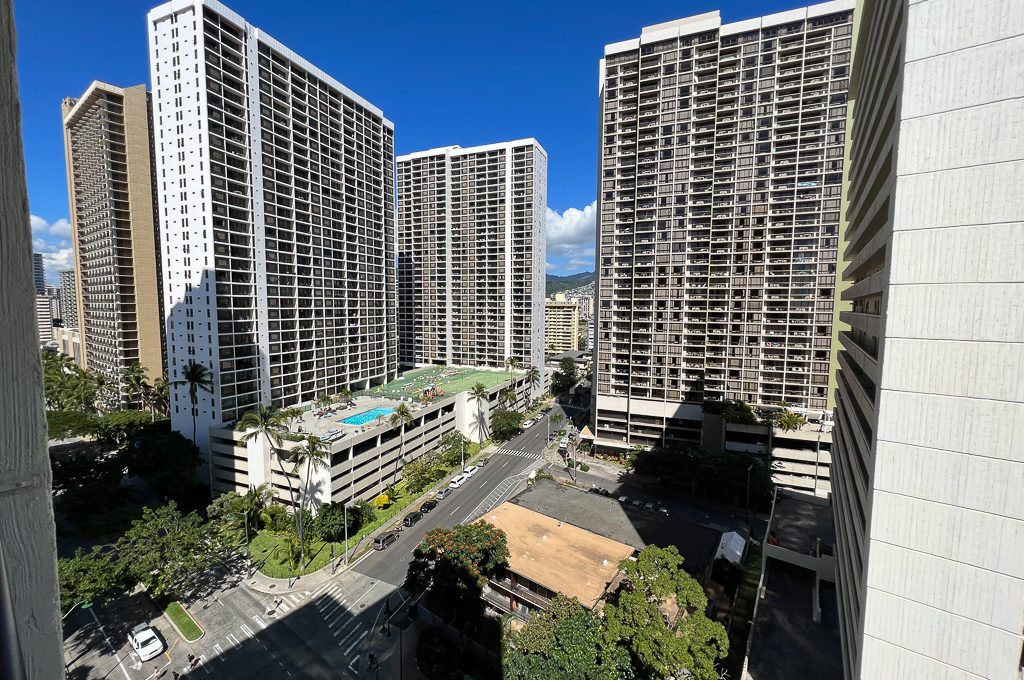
[{"left": 63, "top": 414, "right": 555, "bottom": 680}]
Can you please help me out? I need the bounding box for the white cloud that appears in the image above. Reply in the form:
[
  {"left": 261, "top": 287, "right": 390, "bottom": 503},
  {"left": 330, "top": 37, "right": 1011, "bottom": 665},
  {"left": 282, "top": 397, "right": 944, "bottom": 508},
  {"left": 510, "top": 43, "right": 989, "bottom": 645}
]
[
  {"left": 31, "top": 214, "right": 72, "bottom": 240},
  {"left": 547, "top": 201, "right": 596, "bottom": 259}
]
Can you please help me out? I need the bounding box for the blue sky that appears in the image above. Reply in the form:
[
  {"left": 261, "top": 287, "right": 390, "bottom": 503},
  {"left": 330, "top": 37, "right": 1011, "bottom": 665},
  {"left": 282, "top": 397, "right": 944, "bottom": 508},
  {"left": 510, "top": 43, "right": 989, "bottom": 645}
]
[{"left": 17, "top": 0, "right": 801, "bottom": 283}]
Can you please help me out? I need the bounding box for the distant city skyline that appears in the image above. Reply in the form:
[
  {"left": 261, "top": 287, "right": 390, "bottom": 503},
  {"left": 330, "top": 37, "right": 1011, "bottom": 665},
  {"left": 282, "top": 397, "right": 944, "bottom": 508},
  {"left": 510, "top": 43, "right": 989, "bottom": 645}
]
[{"left": 15, "top": 0, "right": 831, "bottom": 280}]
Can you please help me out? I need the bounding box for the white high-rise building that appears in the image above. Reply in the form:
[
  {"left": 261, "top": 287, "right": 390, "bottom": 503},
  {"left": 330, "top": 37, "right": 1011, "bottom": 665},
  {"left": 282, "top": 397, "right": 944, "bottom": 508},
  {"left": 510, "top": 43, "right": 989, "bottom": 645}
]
[
  {"left": 833, "top": 1, "right": 1024, "bottom": 678},
  {"left": 148, "top": 0, "right": 396, "bottom": 457},
  {"left": 396, "top": 141, "right": 546, "bottom": 378}
]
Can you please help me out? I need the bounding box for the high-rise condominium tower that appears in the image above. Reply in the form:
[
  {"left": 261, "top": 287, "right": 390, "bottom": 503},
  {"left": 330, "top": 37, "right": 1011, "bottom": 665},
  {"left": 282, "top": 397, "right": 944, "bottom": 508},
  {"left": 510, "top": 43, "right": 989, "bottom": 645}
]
[
  {"left": 397, "top": 141, "right": 546, "bottom": 376},
  {"left": 832, "top": 2, "right": 1024, "bottom": 678},
  {"left": 61, "top": 81, "right": 165, "bottom": 389},
  {"left": 148, "top": 0, "right": 396, "bottom": 454},
  {"left": 593, "top": 1, "right": 852, "bottom": 453},
  {"left": 546, "top": 294, "right": 580, "bottom": 355},
  {"left": 58, "top": 269, "right": 77, "bottom": 329},
  {"left": 32, "top": 252, "right": 44, "bottom": 295}
]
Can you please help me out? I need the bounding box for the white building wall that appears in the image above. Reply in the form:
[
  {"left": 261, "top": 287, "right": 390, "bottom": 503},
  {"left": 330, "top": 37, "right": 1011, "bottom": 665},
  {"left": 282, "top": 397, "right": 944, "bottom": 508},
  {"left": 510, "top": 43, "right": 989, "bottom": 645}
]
[{"left": 848, "top": 1, "right": 1024, "bottom": 678}]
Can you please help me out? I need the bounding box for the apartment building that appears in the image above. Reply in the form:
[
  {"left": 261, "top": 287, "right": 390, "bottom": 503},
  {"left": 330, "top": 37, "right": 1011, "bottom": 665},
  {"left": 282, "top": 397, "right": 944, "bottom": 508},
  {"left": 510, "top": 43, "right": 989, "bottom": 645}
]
[
  {"left": 593, "top": 1, "right": 853, "bottom": 454},
  {"left": 832, "top": 1, "right": 1024, "bottom": 679},
  {"left": 61, "top": 81, "right": 165, "bottom": 391},
  {"left": 545, "top": 293, "right": 580, "bottom": 355},
  {"left": 32, "top": 252, "right": 44, "bottom": 295},
  {"left": 58, "top": 269, "right": 77, "bottom": 328},
  {"left": 397, "top": 141, "right": 546, "bottom": 380},
  {"left": 148, "top": 0, "right": 396, "bottom": 457},
  {"left": 35, "top": 295, "right": 53, "bottom": 344}
]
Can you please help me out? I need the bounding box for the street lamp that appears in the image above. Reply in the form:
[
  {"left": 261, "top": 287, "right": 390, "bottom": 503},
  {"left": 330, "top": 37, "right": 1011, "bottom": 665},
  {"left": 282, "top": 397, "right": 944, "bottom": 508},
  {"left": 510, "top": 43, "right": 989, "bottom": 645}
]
[
  {"left": 745, "top": 464, "right": 753, "bottom": 526},
  {"left": 61, "top": 599, "right": 92, "bottom": 621}
]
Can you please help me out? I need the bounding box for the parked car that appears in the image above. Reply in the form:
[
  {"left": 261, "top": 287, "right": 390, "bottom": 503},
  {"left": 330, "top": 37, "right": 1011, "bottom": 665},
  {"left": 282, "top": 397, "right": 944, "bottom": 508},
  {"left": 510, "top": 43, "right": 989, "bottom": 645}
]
[
  {"left": 374, "top": 532, "right": 399, "bottom": 550},
  {"left": 631, "top": 499, "right": 643, "bottom": 508},
  {"left": 522, "top": 419, "right": 534, "bottom": 429},
  {"left": 658, "top": 505, "right": 670, "bottom": 516},
  {"left": 128, "top": 624, "right": 164, "bottom": 662},
  {"left": 420, "top": 499, "right": 438, "bottom": 513},
  {"left": 478, "top": 457, "right": 490, "bottom": 466},
  {"left": 463, "top": 465, "right": 479, "bottom": 477},
  {"left": 643, "top": 501, "right": 656, "bottom": 512},
  {"left": 436, "top": 488, "right": 453, "bottom": 500},
  {"left": 403, "top": 512, "right": 423, "bottom": 528},
  {"left": 449, "top": 474, "right": 468, "bottom": 489},
  {"left": 618, "top": 495, "right": 628, "bottom": 503}
]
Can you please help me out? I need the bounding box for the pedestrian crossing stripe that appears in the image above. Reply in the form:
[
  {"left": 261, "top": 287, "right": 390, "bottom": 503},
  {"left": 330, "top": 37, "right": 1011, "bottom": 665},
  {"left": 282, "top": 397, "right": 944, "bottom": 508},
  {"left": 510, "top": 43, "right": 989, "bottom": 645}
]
[{"left": 496, "top": 448, "right": 541, "bottom": 459}]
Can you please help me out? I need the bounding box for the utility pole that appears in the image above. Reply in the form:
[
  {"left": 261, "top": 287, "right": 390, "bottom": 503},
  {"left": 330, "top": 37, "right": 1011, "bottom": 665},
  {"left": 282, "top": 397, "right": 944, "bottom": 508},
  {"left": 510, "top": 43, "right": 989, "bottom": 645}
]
[{"left": 745, "top": 464, "right": 753, "bottom": 526}]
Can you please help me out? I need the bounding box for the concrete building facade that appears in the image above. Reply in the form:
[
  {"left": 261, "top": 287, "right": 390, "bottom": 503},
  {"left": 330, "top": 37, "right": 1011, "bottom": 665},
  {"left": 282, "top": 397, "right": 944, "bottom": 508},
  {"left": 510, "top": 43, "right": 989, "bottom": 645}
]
[
  {"left": 593, "top": 1, "right": 854, "bottom": 454},
  {"left": 545, "top": 293, "right": 580, "bottom": 355},
  {"left": 832, "top": 1, "right": 1024, "bottom": 678},
  {"left": 57, "top": 269, "right": 77, "bottom": 328},
  {"left": 31, "top": 252, "right": 44, "bottom": 295},
  {"left": 61, "top": 81, "right": 165, "bottom": 392},
  {"left": 148, "top": 0, "right": 396, "bottom": 456},
  {"left": 397, "top": 140, "right": 547, "bottom": 381}
]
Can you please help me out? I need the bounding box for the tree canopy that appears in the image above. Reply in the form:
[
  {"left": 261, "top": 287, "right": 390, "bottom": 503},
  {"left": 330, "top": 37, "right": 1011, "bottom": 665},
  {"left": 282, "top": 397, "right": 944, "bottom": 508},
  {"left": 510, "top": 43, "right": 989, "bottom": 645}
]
[
  {"left": 490, "top": 408, "right": 524, "bottom": 441},
  {"left": 551, "top": 357, "right": 580, "bottom": 396}
]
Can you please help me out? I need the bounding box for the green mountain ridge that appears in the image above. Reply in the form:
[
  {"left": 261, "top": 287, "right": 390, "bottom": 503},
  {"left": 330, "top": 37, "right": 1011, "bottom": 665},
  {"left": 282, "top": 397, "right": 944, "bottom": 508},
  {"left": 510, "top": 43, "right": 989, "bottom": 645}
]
[{"left": 546, "top": 271, "right": 593, "bottom": 295}]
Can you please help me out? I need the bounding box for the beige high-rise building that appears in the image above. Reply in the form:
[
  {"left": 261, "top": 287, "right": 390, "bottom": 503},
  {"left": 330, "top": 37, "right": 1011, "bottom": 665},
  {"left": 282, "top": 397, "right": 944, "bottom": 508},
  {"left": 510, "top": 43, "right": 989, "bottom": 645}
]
[
  {"left": 397, "top": 140, "right": 547, "bottom": 379},
  {"left": 62, "top": 81, "right": 164, "bottom": 396},
  {"left": 832, "top": 1, "right": 1024, "bottom": 678},
  {"left": 545, "top": 293, "right": 580, "bottom": 355},
  {"left": 593, "top": 1, "right": 853, "bottom": 454}
]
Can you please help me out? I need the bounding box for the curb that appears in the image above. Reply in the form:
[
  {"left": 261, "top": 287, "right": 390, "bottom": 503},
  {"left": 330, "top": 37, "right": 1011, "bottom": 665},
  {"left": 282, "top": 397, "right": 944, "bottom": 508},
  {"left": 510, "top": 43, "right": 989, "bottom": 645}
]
[{"left": 164, "top": 602, "right": 205, "bottom": 643}]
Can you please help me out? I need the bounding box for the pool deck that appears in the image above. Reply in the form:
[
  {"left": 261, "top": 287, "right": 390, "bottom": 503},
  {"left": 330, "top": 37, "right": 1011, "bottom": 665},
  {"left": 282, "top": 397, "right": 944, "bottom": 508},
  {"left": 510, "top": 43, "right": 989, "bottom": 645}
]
[{"left": 292, "top": 395, "right": 406, "bottom": 442}]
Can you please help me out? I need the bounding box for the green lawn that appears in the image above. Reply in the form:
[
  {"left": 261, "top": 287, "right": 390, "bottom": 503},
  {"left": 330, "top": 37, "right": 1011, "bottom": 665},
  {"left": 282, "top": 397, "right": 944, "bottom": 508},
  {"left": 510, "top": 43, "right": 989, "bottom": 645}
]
[{"left": 165, "top": 601, "right": 203, "bottom": 642}]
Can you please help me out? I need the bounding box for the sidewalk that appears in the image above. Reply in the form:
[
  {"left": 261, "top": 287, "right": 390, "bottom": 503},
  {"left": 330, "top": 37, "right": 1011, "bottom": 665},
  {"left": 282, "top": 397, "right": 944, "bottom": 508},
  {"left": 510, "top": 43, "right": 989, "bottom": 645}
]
[{"left": 244, "top": 440, "right": 503, "bottom": 596}]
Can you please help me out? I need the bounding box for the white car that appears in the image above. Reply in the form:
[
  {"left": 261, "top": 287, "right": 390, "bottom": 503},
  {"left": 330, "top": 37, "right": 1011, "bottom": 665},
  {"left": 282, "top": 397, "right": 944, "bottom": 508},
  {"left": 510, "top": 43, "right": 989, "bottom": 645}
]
[
  {"left": 128, "top": 624, "right": 164, "bottom": 662},
  {"left": 464, "top": 465, "right": 479, "bottom": 477},
  {"left": 522, "top": 419, "right": 534, "bottom": 429}
]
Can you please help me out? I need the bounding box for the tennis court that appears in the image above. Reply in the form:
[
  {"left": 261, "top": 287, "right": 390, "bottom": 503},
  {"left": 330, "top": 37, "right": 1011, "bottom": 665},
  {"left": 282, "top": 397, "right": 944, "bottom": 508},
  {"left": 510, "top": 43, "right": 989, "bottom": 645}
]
[{"left": 362, "top": 365, "right": 514, "bottom": 403}]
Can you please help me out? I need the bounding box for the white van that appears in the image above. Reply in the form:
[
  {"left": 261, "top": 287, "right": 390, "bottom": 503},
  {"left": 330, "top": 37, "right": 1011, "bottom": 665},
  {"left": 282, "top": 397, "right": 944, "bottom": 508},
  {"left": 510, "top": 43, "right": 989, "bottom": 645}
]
[
  {"left": 463, "top": 465, "right": 479, "bottom": 477},
  {"left": 449, "top": 474, "right": 468, "bottom": 489}
]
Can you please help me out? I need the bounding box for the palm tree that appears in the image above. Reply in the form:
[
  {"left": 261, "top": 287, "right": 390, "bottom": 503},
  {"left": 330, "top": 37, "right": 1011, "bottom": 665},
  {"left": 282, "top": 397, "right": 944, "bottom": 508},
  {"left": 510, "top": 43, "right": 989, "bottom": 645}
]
[
  {"left": 498, "top": 386, "right": 517, "bottom": 410},
  {"left": 388, "top": 403, "right": 414, "bottom": 487},
  {"left": 550, "top": 413, "right": 564, "bottom": 440},
  {"left": 776, "top": 409, "right": 806, "bottom": 433},
  {"left": 119, "top": 362, "right": 149, "bottom": 409},
  {"left": 505, "top": 356, "right": 521, "bottom": 386},
  {"left": 470, "top": 382, "right": 490, "bottom": 441},
  {"left": 236, "top": 404, "right": 292, "bottom": 511},
  {"left": 152, "top": 376, "right": 170, "bottom": 416},
  {"left": 288, "top": 434, "right": 331, "bottom": 569},
  {"left": 526, "top": 365, "right": 541, "bottom": 402},
  {"left": 174, "top": 361, "right": 214, "bottom": 449},
  {"left": 333, "top": 389, "right": 352, "bottom": 406}
]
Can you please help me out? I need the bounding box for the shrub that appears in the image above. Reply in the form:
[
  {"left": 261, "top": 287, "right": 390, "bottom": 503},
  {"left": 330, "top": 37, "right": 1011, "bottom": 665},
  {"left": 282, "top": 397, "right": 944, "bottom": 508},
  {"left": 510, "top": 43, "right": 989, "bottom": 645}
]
[{"left": 579, "top": 463, "right": 590, "bottom": 472}]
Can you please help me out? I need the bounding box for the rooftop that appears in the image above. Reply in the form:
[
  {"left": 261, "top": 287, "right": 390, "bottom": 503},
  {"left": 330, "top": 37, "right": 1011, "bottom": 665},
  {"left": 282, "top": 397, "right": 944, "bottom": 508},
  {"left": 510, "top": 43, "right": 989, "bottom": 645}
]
[
  {"left": 509, "top": 480, "right": 720, "bottom": 579},
  {"left": 476, "top": 502, "right": 635, "bottom": 609},
  {"left": 745, "top": 560, "right": 843, "bottom": 680},
  {"left": 770, "top": 490, "right": 835, "bottom": 555},
  {"left": 364, "top": 365, "right": 513, "bottom": 403}
]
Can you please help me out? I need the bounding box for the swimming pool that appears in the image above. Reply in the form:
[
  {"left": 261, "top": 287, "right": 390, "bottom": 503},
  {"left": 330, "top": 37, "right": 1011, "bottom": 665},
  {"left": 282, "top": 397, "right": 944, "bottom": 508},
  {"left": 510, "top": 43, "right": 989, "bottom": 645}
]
[{"left": 340, "top": 407, "right": 395, "bottom": 426}]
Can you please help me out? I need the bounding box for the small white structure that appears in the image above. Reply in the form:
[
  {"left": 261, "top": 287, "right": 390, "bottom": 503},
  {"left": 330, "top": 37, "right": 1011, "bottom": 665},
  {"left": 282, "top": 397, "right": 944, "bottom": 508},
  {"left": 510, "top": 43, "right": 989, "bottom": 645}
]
[{"left": 716, "top": 531, "right": 746, "bottom": 565}]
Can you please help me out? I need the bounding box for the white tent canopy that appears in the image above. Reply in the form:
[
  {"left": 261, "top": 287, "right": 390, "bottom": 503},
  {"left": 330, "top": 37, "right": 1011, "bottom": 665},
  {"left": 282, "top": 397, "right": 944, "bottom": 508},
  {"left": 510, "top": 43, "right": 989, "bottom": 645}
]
[{"left": 716, "top": 531, "right": 746, "bottom": 564}]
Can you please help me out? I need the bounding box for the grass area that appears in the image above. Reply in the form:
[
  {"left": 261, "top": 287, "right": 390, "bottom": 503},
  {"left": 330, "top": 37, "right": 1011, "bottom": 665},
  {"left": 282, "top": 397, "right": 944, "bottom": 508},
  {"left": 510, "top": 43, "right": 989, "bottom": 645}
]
[
  {"left": 165, "top": 601, "right": 204, "bottom": 642},
  {"left": 249, "top": 532, "right": 345, "bottom": 579},
  {"left": 365, "top": 365, "right": 514, "bottom": 402}
]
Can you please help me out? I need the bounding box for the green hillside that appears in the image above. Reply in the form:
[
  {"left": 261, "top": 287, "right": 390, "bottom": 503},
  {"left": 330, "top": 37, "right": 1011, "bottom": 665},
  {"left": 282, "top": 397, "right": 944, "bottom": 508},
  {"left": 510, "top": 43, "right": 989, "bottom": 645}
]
[{"left": 546, "top": 271, "right": 594, "bottom": 295}]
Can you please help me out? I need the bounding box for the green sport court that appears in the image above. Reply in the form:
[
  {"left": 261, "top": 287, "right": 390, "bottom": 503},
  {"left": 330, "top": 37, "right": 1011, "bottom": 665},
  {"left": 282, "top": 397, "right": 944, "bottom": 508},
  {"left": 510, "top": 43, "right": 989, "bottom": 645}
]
[{"left": 363, "top": 365, "right": 515, "bottom": 402}]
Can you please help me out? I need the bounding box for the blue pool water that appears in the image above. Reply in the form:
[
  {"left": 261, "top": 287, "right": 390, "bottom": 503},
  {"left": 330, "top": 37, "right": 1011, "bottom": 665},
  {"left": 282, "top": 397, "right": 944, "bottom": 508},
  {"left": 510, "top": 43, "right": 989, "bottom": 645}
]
[{"left": 340, "top": 407, "right": 395, "bottom": 426}]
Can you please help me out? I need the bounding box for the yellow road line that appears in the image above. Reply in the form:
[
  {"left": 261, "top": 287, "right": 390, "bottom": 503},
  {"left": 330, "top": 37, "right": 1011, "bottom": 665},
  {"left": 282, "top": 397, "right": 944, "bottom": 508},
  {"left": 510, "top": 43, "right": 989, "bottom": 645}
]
[{"left": 165, "top": 637, "right": 178, "bottom": 661}]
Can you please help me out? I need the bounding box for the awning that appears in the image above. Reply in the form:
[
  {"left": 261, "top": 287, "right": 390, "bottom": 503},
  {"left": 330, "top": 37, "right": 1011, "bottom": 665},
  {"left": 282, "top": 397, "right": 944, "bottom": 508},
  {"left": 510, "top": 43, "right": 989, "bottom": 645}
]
[{"left": 579, "top": 425, "right": 594, "bottom": 441}]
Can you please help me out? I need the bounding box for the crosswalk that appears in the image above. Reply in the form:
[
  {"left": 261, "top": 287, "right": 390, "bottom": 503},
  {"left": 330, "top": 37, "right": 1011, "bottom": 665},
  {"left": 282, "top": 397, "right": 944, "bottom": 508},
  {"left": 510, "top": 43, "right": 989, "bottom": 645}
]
[
  {"left": 495, "top": 447, "right": 541, "bottom": 459},
  {"left": 270, "top": 591, "right": 309, "bottom": 614},
  {"left": 306, "top": 580, "right": 378, "bottom": 657}
]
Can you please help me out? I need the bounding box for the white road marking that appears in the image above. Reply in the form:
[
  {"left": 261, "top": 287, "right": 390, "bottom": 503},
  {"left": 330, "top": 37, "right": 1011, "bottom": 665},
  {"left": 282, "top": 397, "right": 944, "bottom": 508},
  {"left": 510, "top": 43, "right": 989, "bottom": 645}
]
[
  {"left": 226, "top": 633, "right": 241, "bottom": 650},
  {"left": 289, "top": 594, "right": 302, "bottom": 604},
  {"left": 348, "top": 655, "right": 361, "bottom": 673},
  {"left": 198, "top": 654, "right": 211, "bottom": 674},
  {"left": 240, "top": 623, "right": 254, "bottom": 639},
  {"left": 344, "top": 630, "right": 368, "bottom": 655},
  {"left": 326, "top": 606, "right": 348, "bottom": 627},
  {"left": 213, "top": 643, "right": 225, "bottom": 661},
  {"left": 278, "top": 602, "right": 291, "bottom": 612},
  {"left": 449, "top": 505, "right": 461, "bottom": 515},
  {"left": 321, "top": 598, "right": 344, "bottom": 617},
  {"left": 253, "top": 615, "right": 266, "bottom": 629},
  {"left": 335, "top": 615, "right": 362, "bottom": 641},
  {"left": 348, "top": 580, "right": 381, "bottom": 610}
]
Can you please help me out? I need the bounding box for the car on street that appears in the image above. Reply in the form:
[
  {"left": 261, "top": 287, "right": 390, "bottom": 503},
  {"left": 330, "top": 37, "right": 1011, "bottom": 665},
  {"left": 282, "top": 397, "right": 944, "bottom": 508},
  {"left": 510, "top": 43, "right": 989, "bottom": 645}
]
[
  {"left": 374, "top": 532, "right": 399, "bottom": 550},
  {"left": 420, "top": 499, "right": 438, "bottom": 513},
  {"left": 643, "top": 501, "right": 656, "bottom": 512},
  {"left": 522, "top": 419, "right": 534, "bottom": 428},
  {"left": 464, "top": 465, "right": 479, "bottom": 477},
  {"left": 128, "top": 624, "right": 164, "bottom": 662},
  {"left": 478, "top": 457, "right": 489, "bottom": 466},
  {"left": 436, "top": 488, "right": 452, "bottom": 500},
  {"left": 449, "top": 474, "right": 468, "bottom": 489},
  {"left": 403, "top": 511, "right": 423, "bottom": 527},
  {"left": 658, "top": 505, "right": 669, "bottom": 516},
  {"left": 618, "top": 495, "right": 628, "bottom": 503},
  {"left": 631, "top": 499, "right": 643, "bottom": 508}
]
